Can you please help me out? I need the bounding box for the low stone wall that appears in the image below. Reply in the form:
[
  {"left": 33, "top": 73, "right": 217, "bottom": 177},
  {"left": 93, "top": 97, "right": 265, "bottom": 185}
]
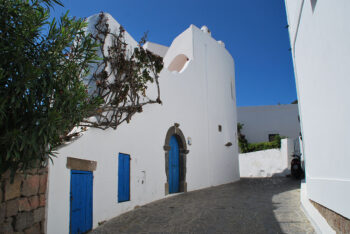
[
  {"left": 311, "top": 200, "right": 350, "bottom": 233},
  {"left": 0, "top": 167, "right": 48, "bottom": 233}
]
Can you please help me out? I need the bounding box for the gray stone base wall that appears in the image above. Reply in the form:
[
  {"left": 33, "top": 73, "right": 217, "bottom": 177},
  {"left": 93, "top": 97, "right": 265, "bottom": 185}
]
[
  {"left": 311, "top": 200, "right": 350, "bottom": 233},
  {"left": 0, "top": 167, "right": 48, "bottom": 234}
]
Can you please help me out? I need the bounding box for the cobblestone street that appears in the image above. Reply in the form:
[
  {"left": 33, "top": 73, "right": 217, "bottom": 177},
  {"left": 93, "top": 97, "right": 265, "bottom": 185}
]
[{"left": 90, "top": 178, "right": 314, "bottom": 234}]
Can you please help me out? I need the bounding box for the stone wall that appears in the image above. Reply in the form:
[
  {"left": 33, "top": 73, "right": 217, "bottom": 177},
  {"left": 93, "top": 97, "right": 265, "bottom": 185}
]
[
  {"left": 0, "top": 167, "right": 48, "bottom": 234},
  {"left": 311, "top": 200, "right": 350, "bottom": 233}
]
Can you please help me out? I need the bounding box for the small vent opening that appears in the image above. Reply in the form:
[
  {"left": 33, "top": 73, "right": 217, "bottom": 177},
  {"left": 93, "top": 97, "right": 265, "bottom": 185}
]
[{"left": 168, "top": 54, "right": 189, "bottom": 73}]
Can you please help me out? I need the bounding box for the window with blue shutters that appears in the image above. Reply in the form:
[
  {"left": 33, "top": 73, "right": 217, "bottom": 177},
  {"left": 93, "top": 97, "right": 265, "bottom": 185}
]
[{"left": 118, "top": 153, "right": 130, "bottom": 202}]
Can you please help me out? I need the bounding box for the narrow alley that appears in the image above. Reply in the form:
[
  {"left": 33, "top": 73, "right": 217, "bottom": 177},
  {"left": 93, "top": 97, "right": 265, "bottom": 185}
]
[{"left": 90, "top": 178, "right": 314, "bottom": 233}]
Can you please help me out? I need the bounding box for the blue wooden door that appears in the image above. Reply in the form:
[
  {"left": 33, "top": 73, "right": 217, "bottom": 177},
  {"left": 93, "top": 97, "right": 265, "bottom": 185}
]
[
  {"left": 169, "top": 135, "right": 179, "bottom": 193},
  {"left": 118, "top": 153, "right": 130, "bottom": 202},
  {"left": 70, "top": 170, "right": 93, "bottom": 234}
]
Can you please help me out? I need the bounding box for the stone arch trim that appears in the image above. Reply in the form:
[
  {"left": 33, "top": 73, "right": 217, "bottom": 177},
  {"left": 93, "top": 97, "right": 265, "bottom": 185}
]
[{"left": 163, "top": 123, "right": 189, "bottom": 195}]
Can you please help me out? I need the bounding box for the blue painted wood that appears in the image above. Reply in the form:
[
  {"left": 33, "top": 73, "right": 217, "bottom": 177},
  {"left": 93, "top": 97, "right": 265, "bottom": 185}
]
[
  {"left": 70, "top": 170, "right": 93, "bottom": 234},
  {"left": 169, "top": 135, "right": 179, "bottom": 193},
  {"left": 118, "top": 153, "right": 130, "bottom": 202}
]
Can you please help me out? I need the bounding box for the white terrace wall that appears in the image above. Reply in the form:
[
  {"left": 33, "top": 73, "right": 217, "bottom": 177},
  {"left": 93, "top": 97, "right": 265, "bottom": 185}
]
[
  {"left": 285, "top": 0, "right": 350, "bottom": 219},
  {"left": 237, "top": 105, "right": 300, "bottom": 150},
  {"left": 239, "top": 139, "right": 293, "bottom": 177},
  {"left": 46, "top": 13, "right": 239, "bottom": 234}
]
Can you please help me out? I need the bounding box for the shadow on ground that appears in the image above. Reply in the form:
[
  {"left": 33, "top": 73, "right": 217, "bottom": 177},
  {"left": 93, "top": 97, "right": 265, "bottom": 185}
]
[{"left": 90, "top": 177, "right": 314, "bottom": 233}]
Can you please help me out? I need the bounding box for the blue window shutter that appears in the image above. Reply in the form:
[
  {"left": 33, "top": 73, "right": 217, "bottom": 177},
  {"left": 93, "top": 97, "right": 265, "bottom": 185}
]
[{"left": 118, "top": 153, "right": 130, "bottom": 202}]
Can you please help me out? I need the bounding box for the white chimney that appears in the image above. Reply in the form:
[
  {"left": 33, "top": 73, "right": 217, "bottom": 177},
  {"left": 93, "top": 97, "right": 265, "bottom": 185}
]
[{"left": 201, "top": 26, "right": 211, "bottom": 35}]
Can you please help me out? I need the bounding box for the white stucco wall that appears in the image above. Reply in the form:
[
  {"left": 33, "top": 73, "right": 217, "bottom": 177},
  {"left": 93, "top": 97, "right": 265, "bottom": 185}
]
[
  {"left": 143, "top": 41, "right": 169, "bottom": 58},
  {"left": 300, "top": 182, "right": 336, "bottom": 234},
  {"left": 284, "top": 0, "right": 303, "bottom": 43},
  {"left": 237, "top": 104, "right": 300, "bottom": 152},
  {"left": 46, "top": 14, "right": 239, "bottom": 234},
  {"left": 285, "top": 0, "right": 350, "bottom": 219},
  {"left": 239, "top": 139, "right": 292, "bottom": 177}
]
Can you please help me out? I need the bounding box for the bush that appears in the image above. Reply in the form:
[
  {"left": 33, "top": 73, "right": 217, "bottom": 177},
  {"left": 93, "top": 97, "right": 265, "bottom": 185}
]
[
  {"left": 0, "top": 1, "right": 164, "bottom": 178},
  {"left": 245, "top": 135, "right": 281, "bottom": 152},
  {"left": 0, "top": 0, "right": 101, "bottom": 176},
  {"left": 237, "top": 123, "right": 249, "bottom": 152},
  {"left": 237, "top": 123, "right": 282, "bottom": 153}
]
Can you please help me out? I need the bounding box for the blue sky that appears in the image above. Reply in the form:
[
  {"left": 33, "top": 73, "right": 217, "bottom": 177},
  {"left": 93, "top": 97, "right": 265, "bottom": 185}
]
[{"left": 51, "top": 0, "right": 296, "bottom": 106}]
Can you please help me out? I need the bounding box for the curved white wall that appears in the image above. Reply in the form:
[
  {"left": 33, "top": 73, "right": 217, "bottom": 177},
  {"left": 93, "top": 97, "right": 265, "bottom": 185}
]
[
  {"left": 163, "top": 26, "right": 194, "bottom": 69},
  {"left": 46, "top": 14, "right": 239, "bottom": 233}
]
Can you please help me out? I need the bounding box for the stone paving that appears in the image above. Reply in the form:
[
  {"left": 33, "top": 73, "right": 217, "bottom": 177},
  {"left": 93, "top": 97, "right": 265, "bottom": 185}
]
[{"left": 90, "top": 178, "right": 315, "bottom": 234}]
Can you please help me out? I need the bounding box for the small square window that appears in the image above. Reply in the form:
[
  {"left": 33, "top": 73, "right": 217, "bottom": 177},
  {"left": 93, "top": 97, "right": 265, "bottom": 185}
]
[{"left": 218, "top": 125, "right": 222, "bottom": 132}]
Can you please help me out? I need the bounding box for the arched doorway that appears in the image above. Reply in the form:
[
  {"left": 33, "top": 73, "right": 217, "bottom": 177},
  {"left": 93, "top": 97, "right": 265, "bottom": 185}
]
[{"left": 163, "top": 124, "right": 189, "bottom": 195}]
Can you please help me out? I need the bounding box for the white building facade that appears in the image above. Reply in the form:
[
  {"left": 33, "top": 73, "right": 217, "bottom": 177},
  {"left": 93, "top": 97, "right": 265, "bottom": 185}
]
[
  {"left": 46, "top": 13, "right": 239, "bottom": 234},
  {"left": 237, "top": 104, "right": 300, "bottom": 146},
  {"left": 285, "top": 0, "right": 350, "bottom": 227}
]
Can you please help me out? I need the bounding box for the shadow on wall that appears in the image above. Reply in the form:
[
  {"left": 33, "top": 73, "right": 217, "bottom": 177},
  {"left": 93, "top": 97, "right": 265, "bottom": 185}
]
[{"left": 89, "top": 178, "right": 306, "bottom": 233}]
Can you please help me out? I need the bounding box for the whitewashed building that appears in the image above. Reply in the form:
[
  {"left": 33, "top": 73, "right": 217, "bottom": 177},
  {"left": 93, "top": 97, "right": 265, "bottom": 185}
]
[
  {"left": 237, "top": 104, "right": 300, "bottom": 145},
  {"left": 46, "top": 13, "right": 239, "bottom": 234},
  {"left": 285, "top": 0, "right": 350, "bottom": 232},
  {"left": 237, "top": 105, "right": 300, "bottom": 177}
]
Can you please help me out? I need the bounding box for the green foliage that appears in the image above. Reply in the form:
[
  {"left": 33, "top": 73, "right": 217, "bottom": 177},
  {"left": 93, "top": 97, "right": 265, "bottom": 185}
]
[
  {"left": 237, "top": 123, "right": 281, "bottom": 153},
  {"left": 0, "top": 0, "right": 101, "bottom": 175},
  {"left": 245, "top": 135, "right": 281, "bottom": 153},
  {"left": 237, "top": 123, "right": 249, "bottom": 153}
]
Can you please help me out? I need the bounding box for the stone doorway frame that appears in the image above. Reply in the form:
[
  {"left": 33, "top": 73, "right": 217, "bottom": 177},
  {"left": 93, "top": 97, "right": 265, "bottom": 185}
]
[{"left": 163, "top": 123, "right": 189, "bottom": 195}]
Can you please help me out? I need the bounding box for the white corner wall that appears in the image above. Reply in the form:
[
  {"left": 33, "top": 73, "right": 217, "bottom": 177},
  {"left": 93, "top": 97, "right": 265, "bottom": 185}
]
[
  {"left": 285, "top": 0, "right": 350, "bottom": 219},
  {"left": 46, "top": 14, "right": 239, "bottom": 234},
  {"left": 300, "top": 182, "right": 336, "bottom": 234},
  {"left": 239, "top": 139, "right": 292, "bottom": 177},
  {"left": 143, "top": 41, "right": 169, "bottom": 58}
]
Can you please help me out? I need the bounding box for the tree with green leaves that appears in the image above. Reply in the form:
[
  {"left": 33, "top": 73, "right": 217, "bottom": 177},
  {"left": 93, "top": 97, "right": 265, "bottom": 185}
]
[
  {"left": 237, "top": 123, "right": 249, "bottom": 152},
  {"left": 0, "top": 1, "right": 163, "bottom": 177},
  {"left": 0, "top": 0, "right": 103, "bottom": 176}
]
